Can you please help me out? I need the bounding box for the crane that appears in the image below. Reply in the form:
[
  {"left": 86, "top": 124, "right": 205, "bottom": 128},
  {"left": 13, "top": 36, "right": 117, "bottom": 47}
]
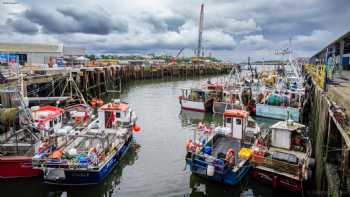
[
  {"left": 197, "top": 3, "right": 204, "bottom": 58},
  {"left": 170, "top": 48, "right": 184, "bottom": 65}
]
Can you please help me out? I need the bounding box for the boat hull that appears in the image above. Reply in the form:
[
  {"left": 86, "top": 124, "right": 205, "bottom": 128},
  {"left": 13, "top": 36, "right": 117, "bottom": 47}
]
[
  {"left": 43, "top": 136, "right": 132, "bottom": 185},
  {"left": 180, "top": 99, "right": 206, "bottom": 112},
  {"left": 255, "top": 104, "right": 300, "bottom": 121},
  {"left": 186, "top": 158, "right": 251, "bottom": 186},
  {"left": 251, "top": 168, "right": 303, "bottom": 192},
  {"left": 0, "top": 156, "right": 41, "bottom": 178}
]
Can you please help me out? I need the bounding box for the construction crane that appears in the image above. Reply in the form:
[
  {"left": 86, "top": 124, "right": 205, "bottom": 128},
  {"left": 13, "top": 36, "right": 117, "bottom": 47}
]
[
  {"left": 192, "top": 3, "right": 204, "bottom": 65},
  {"left": 197, "top": 3, "right": 204, "bottom": 58},
  {"left": 170, "top": 48, "right": 184, "bottom": 65}
]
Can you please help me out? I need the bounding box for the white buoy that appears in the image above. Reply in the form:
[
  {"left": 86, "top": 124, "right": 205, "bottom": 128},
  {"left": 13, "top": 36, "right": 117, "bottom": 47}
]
[{"left": 207, "top": 165, "right": 215, "bottom": 176}]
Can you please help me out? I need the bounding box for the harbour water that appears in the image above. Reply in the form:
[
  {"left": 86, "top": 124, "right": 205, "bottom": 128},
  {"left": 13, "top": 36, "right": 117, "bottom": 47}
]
[{"left": 0, "top": 76, "right": 299, "bottom": 197}]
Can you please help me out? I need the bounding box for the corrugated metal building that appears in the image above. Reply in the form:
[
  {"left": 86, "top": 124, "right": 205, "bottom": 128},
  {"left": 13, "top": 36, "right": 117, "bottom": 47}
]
[
  {"left": 0, "top": 42, "right": 85, "bottom": 66},
  {"left": 63, "top": 47, "right": 85, "bottom": 57}
]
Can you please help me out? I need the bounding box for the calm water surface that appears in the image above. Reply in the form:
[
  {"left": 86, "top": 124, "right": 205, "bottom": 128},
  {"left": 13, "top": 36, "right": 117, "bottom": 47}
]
[{"left": 0, "top": 76, "right": 299, "bottom": 197}]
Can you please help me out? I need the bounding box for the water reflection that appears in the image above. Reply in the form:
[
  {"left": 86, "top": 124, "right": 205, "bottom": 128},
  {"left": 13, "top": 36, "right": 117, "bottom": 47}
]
[
  {"left": 180, "top": 109, "right": 223, "bottom": 127},
  {"left": 189, "top": 174, "right": 253, "bottom": 197}
]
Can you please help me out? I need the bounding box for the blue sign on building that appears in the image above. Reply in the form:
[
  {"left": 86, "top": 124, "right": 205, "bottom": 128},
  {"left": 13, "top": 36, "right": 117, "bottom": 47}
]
[
  {"left": 56, "top": 57, "right": 65, "bottom": 67},
  {"left": 0, "top": 53, "right": 19, "bottom": 64}
]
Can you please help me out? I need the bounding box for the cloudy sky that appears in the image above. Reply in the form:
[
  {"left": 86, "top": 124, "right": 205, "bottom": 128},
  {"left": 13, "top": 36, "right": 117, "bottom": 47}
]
[{"left": 1, "top": 0, "right": 349, "bottom": 62}]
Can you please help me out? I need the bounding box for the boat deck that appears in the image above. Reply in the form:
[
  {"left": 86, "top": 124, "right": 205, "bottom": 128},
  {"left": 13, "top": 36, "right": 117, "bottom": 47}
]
[{"left": 212, "top": 135, "right": 240, "bottom": 158}]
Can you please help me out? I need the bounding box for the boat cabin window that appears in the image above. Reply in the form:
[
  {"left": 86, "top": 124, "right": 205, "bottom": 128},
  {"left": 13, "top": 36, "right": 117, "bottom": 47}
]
[
  {"left": 248, "top": 120, "right": 256, "bottom": 128},
  {"left": 191, "top": 91, "right": 205, "bottom": 102},
  {"left": 116, "top": 112, "right": 121, "bottom": 118},
  {"left": 235, "top": 118, "right": 242, "bottom": 125},
  {"left": 49, "top": 120, "right": 53, "bottom": 128},
  {"left": 225, "top": 117, "right": 232, "bottom": 124},
  {"left": 54, "top": 118, "right": 58, "bottom": 124}
]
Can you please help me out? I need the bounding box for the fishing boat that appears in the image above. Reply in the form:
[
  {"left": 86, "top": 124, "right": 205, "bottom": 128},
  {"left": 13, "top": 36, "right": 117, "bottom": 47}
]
[
  {"left": 32, "top": 99, "right": 140, "bottom": 185},
  {"left": 0, "top": 65, "right": 94, "bottom": 179},
  {"left": 179, "top": 82, "right": 223, "bottom": 112},
  {"left": 0, "top": 88, "right": 42, "bottom": 178},
  {"left": 255, "top": 86, "right": 304, "bottom": 122},
  {"left": 185, "top": 109, "right": 259, "bottom": 185},
  {"left": 256, "top": 47, "right": 305, "bottom": 122},
  {"left": 250, "top": 119, "right": 312, "bottom": 191}
]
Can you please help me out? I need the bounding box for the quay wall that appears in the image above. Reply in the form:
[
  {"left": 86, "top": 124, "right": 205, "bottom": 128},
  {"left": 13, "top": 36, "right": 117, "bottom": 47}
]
[{"left": 303, "top": 65, "right": 350, "bottom": 197}]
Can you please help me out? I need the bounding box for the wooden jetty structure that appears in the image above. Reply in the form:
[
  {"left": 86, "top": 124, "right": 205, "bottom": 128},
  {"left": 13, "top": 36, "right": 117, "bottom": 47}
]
[{"left": 0, "top": 63, "right": 235, "bottom": 100}]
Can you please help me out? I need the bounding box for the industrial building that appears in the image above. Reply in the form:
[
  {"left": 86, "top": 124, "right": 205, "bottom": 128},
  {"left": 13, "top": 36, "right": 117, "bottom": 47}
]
[
  {"left": 0, "top": 42, "right": 85, "bottom": 66},
  {"left": 309, "top": 31, "right": 350, "bottom": 70}
]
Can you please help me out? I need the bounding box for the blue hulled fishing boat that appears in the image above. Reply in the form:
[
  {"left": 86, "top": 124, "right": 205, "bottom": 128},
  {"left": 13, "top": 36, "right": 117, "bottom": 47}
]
[
  {"left": 185, "top": 109, "right": 259, "bottom": 186},
  {"left": 32, "top": 99, "right": 140, "bottom": 185}
]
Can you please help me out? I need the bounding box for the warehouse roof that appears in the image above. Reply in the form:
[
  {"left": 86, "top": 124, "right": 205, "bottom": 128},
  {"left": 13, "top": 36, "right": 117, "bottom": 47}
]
[
  {"left": 311, "top": 31, "right": 350, "bottom": 58},
  {"left": 0, "top": 42, "right": 63, "bottom": 53}
]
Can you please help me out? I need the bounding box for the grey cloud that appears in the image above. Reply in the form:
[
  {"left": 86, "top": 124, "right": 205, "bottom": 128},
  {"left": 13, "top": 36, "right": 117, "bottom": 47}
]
[
  {"left": 24, "top": 6, "right": 128, "bottom": 35},
  {"left": 6, "top": 18, "right": 39, "bottom": 35},
  {"left": 3, "top": 0, "right": 350, "bottom": 61},
  {"left": 57, "top": 7, "right": 128, "bottom": 34},
  {"left": 142, "top": 13, "right": 186, "bottom": 33}
]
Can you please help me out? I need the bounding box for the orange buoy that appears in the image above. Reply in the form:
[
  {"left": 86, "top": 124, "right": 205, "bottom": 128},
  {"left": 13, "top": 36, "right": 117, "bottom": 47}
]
[
  {"left": 75, "top": 116, "right": 82, "bottom": 124},
  {"left": 52, "top": 149, "right": 63, "bottom": 159},
  {"left": 133, "top": 124, "right": 141, "bottom": 132},
  {"left": 90, "top": 100, "right": 97, "bottom": 108}
]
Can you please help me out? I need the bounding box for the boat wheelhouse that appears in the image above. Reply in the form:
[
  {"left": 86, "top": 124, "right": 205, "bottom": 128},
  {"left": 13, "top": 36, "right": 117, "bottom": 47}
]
[
  {"left": 251, "top": 120, "right": 312, "bottom": 191},
  {"left": 31, "top": 106, "right": 64, "bottom": 137},
  {"left": 32, "top": 99, "right": 139, "bottom": 185},
  {"left": 185, "top": 109, "right": 259, "bottom": 186},
  {"left": 98, "top": 99, "right": 137, "bottom": 129},
  {"left": 213, "top": 89, "right": 243, "bottom": 114}
]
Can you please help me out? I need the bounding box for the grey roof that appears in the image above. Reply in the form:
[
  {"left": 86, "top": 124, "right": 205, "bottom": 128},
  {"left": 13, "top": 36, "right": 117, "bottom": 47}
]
[
  {"left": 0, "top": 42, "right": 63, "bottom": 53},
  {"left": 311, "top": 31, "right": 350, "bottom": 58},
  {"left": 63, "top": 46, "right": 85, "bottom": 56}
]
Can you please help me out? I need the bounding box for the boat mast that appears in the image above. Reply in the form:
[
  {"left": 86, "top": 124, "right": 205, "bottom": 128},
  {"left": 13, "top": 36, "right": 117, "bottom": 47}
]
[{"left": 60, "top": 69, "right": 88, "bottom": 105}]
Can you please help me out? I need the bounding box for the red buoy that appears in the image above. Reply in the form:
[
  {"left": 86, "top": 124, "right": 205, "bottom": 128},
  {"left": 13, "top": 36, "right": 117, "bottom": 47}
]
[{"left": 133, "top": 124, "right": 141, "bottom": 132}]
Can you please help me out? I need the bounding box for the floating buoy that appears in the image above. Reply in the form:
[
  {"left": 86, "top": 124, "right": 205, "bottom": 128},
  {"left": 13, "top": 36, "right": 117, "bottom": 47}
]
[
  {"left": 52, "top": 149, "right": 63, "bottom": 159},
  {"left": 186, "top": 139, "right": 194, "bottom": 151},
  {"left": 133, "top": 124, "right": 141, "bottom": 132}
]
